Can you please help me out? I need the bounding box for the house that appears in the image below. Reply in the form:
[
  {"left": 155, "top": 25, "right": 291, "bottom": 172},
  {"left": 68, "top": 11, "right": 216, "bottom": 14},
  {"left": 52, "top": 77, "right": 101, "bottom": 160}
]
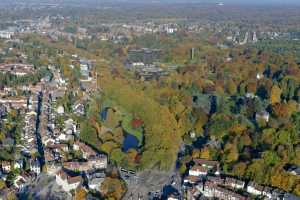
[
  {"left": 189, "top": 165, "right": 208, "bottom": 176},
  {"left": 63, "top": 162, "right": 90, "bottom": 172},
  {"left": 256, "top": 73, "right": 263, "bottom": 80},
  {"left": 262, "top": 186, "right": 273, "bottom": 199},
  {"left": 88, "top": 177, "right": 105, "bottom": 191},
  {"left": 30, "top": 159, "right": 41, "bottom": 175},
  {"left": 87, "top": 172, "right": 105, "bottom": 191},
  {"left": 44, "top": 149, "right": 56, "bottom": 163},
  {"left": 50, "top": 143, "right": 69, "bottom": 152},
  {"left": 1, "top": 161, "right": 11, "bottom": 173},
  {"left": 51, "top": 90, "right": 65, "bottom": 102},
  {"left": 247, "top": 181, "right": 264, "bottom": 196},
  {"left": 0, "top": 64, "right": 34, "bottom": 76},
  {"left": 199, "top": 181, "right": 248, "bottom": 200},
  {"left": 0, "top": 31, "right": 14, "bottom": 39},
  {"left": 57, "top": 133, "right": 68, "bottom": 142},
  {"left": 56, "top": 105, "right": 64, "bottom": 115},
  {"left": 89, "top": 155, "right": 108, "bottom": 169},
  {"left": 224, "top": 177, "right": 245, "bottom": 190},
  {"left": 206, "top": 176, "right": 224, "bottom": 186},
  {"left": 245, "top": 93, "right": 256, "bottom": 99},
  {"left": 271, "top": 189, "right": 284, "bottom": 200},
  {"left": 286, "top": 165, "right": 300, "bottom": 176},
  {"left": 183, "top": 175, "right": 201, "bottom": 184},
  {"left": 55, "top": 169, "right": 83, "bottom": 192},
  {"left": 14, "top": 159, "right": 24, "bottom": 170},
  {"left": 193, "top": 159, "right": 220, "bottom": 169},
  {"left": 47, "top": 163, "right": 62, "bottom": 175},
  {"left": 0, "top": 96, "right": 28, "bottom": 110},
  {"left": 64, "top": 118, "right": 77, "bottom": 135},
  {"left": 167, "top": 194, "right": 180, "bottom": 200},
  {"left": 255, "top": 111, "right": 270, "bottom": 122},
  {"left": 74, "top": 141, "right": 97, "bottom": 159},
  {"left": 193, "top": 159, "right": 220, "bottom": 175},
  {"left": 72, "top": 103, "right": 85, "bottom": 115},
  {"left": 187, "top": 187, "right": 201, "bottom": 200}
]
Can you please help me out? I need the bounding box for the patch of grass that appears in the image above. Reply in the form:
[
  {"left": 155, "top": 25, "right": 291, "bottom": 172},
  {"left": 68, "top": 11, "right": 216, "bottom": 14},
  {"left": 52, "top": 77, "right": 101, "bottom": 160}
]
[{"left": 121, "top": 114, "right": 143, "bottom": 146}]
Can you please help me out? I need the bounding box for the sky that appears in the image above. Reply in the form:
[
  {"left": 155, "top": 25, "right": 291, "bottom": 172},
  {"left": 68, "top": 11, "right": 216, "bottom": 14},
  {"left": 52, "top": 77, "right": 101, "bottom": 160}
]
[
  {"left": 2, "top": 0, "right": 300, "bottom": 6},
  {"left": 112, "top": 0, "right": 300, "bottom": 5}
]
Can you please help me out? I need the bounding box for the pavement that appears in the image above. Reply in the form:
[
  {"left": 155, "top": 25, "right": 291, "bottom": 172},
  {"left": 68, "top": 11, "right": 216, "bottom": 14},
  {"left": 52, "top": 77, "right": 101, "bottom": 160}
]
[{"left": 123, "top": 169, "right": 182, "bottom": 200}]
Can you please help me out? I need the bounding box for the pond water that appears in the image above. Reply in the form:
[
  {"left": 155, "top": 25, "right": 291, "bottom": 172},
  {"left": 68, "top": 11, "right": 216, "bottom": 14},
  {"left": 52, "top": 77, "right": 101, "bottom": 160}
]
[{"left": 122, "top": 134, "right": 139, "bottom": 152}]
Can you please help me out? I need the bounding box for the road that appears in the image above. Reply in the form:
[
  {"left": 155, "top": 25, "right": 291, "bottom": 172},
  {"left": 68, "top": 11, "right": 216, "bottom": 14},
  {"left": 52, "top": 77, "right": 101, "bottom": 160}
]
[{"left": 34, "top": 92, "right": 46, "bottom": 168}]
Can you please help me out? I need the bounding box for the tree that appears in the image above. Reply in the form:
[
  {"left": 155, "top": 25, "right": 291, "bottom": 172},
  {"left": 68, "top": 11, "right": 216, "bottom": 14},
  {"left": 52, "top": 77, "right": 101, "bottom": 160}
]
[
  {"left": 270, "top": 85, "right": 282, "bottom": 104},
  {"left": 199, "top": 146, "right": 211, "bottom": 160},
  {"left": 126, "top": 149, "right": 138, "bottom": 166},
  {"left": 75, "top": 188, "right": 87, "bottom": 200},
  {"left": 232, "top": 162, "right": 247, "bottom": 178},
  {"left": 100, "top": 177, "right": 127, "bottom": 200},
  {"left": 262, "top": 151, "right": 279, "bottom": 166},
  {"left": 246, "top": 159, "right": 268, "bottom": 184},
  {"left": 272, "top": 103, "right": 289, "bottom": 118},
  {"left": 101, "top": 141, "right": 119, "bottom": 154},
  {"left": 224, "top": 142, "right": 239, "bottom": 163},
  {"left": 227, "top": 79, "right": 237, "bottom": 95},
  {"left": 0, "top": 179, "right": 6, "bottom": 190},
  {"left": 111, "top": 149, "right": 126, "bottom": 165}
]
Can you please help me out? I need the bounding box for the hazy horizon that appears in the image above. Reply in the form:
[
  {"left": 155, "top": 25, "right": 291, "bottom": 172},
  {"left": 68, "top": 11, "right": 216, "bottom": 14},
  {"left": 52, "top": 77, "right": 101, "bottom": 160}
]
[{"left": 1, "top": 0, "right": 300, "bottom": 5}]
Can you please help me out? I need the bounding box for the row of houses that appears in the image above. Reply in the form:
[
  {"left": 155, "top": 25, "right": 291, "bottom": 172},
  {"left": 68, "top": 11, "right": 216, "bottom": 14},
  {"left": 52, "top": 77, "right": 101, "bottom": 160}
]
[
  {"left": 0, "top": 63, "right": 34, "bottom": 76},
  {"left": 184, "top": 159, "right": 299, "bottom": 200},
  {"left": 37, "top": 67, "right": 108, "bottom": 194},
  {"left": 0, "top": 93, "right": 43, "bottom": 192}
]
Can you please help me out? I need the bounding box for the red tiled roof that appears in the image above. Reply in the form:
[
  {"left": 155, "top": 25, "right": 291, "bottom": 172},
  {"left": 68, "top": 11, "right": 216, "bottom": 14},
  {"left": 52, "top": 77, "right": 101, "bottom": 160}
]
[
  {"left": 193, "top": 159, "right": 219, "bottom": 167},
  {"left": 75, "top": 141, "right": 96, "bottom": 156},
  {"left": 190, "top": 165, "right": 208, "bottom": 172},
  {"left": 184, "top": 175, "right": 200, "bottom": 182}
]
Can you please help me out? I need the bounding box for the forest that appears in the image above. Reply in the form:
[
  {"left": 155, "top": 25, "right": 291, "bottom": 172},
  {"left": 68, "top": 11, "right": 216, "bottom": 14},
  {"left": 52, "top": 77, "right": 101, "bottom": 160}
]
[{"left": 73, "top": 33, "right": 300, "bottom": 195}]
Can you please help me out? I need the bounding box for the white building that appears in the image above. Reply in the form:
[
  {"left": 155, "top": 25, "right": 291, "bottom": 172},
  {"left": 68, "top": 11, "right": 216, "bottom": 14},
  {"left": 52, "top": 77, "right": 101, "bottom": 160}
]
[
  {"left": 247, "top": 182, "right": 264, "bottom": 196},
  {"left": 56, "top": 169, "right": 82, "bottom": 192},
  {"left": 1, "top": 161, "right": 11, "bottom": 173},
  {"left": 0, "top": 31, "right": 13, "bottom": 39},
  {"left": 57, "top": 106, "right": 65, "bottom": 115},
  {"left": 256, "top": 111, "right": 270, "bottom": 122},
  {"left": 189, "top": 165, "right": 208, "bottom": 176},
  {"left": 30, "top": 159, "right": 41, "bottom": 175},
  {"left": 89, "top": 155, "right": 108, "bottom": 170},
  {"left": 88, "top": 177, "right": 104, "bottom": 191}
]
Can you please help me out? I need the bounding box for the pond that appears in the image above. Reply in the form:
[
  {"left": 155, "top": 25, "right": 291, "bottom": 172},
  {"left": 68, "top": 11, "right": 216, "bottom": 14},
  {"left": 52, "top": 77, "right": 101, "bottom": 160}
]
[{"left": 122, "top": 133, "right": 139, "bottom": 152}]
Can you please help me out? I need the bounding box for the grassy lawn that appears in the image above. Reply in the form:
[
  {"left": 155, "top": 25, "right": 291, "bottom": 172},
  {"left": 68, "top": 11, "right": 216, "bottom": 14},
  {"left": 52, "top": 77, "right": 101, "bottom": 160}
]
[
  {"left": 100, "top": 97, "right": 144, "bottom": 146},
  {"left": 121, "top": 114, "right": 143, "bottom": 146}
]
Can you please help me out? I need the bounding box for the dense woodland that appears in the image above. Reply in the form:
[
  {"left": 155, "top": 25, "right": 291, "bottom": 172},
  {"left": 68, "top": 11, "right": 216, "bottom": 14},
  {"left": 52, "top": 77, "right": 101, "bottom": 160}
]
[{"left": 74, "top": 34, "right": 300, "bottom": 195}]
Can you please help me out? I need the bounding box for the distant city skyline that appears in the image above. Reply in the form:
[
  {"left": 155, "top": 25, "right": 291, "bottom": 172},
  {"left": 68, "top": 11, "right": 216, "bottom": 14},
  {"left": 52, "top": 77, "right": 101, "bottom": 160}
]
[{"left": 109, "top": 0, "right": 300, "bottom": 5}]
